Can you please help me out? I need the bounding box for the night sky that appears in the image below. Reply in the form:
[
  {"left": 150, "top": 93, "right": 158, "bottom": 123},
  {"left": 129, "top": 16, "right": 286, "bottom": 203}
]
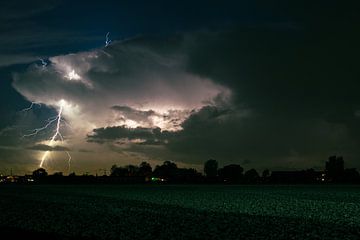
[{"left": 0, "top": 0, "right": 359, "bottom": 175}]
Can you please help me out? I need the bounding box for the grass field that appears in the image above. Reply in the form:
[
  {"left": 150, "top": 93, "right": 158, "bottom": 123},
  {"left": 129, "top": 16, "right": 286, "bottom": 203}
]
[{"left": 0, "top": 184, "right": 359, "bottom": 239}]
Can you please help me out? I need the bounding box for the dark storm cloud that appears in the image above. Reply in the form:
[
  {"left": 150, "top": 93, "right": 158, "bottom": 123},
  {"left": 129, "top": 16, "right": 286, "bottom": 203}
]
[
  {"left": 186, "top": 28, "right": 360, "bottom": 117},
  {"left": 0, "top": 0, "right": 60, "bottom": 20},
  {"left": 87, "top": 126, "right": 164, "bottom": 144},
  {"left": 0, "top": 0, "right": 102, "bottom": 67},
  {"left": 0, "top": 127, "right": 21, "bottom": 147},
  {"left": 0, "top": 0, "right": 59, "bottom": 58},
  {"left": 26, "top": 144, "right": 70, "bottom": 152},
  {"left": 176, "top": 25, "right": 359, "bottom": 168},
  {"left": 166, "top": 105, "right": 352, "bottom": 167}
]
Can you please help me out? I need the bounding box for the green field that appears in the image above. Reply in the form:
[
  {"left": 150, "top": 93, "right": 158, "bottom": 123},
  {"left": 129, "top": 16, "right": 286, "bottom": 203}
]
[{"left": 0, "top": 184, "right": 359, "bottom": 239}]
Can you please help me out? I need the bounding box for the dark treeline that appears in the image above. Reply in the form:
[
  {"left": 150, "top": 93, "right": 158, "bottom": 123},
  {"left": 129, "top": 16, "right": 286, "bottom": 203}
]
[{"left": 2, "top": 155, "right": 360, "bottom": 184}]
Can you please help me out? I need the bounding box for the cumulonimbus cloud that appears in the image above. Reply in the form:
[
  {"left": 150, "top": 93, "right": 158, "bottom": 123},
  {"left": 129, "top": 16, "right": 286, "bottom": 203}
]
[{"left": 12, "top": 36, "right": 231, "bottom": 158}]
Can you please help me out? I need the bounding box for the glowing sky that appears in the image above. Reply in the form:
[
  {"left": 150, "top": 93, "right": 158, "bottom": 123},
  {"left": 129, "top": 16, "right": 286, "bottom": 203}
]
[{"left": 0, "top": 0, "right": 359, "bottom": 174}]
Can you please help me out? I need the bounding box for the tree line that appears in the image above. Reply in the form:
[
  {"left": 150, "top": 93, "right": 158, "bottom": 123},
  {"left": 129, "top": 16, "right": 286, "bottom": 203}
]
[{"left": 3, "top": 155, "right": 359, "bottom": 184}]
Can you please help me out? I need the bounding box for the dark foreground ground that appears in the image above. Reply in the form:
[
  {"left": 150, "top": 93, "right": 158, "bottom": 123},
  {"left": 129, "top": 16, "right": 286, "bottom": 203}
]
[{"left": 0, "top": 184, "right": 359, "bottom": 239}]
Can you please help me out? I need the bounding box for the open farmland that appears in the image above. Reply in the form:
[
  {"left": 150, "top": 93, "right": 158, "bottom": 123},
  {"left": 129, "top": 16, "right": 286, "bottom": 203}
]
[{"left": 0, "top": 184, "right": 359, "bottom": 239}]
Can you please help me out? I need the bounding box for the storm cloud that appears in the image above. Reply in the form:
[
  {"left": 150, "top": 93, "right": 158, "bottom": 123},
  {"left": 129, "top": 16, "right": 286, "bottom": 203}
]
[
  {"left": 6, "top": 0, "right": 360, "bottom": 171},
  {"left": 13, "top": 37, "right": 229, "bottom": 133},
  {"left": 10, "top": 34, "right": 231, "bottom": 170}
]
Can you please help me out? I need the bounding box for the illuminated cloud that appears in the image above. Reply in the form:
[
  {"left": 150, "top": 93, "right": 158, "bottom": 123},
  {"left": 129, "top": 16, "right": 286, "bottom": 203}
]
[
  {"left": 110, "top": 105, "right": 189, "bottom": 131},
  {"left": 11, "top": 37, "right": 231, "bottom": 169},
  {"left": 13, "top": 39, "right": 230, "bottom": 129}
]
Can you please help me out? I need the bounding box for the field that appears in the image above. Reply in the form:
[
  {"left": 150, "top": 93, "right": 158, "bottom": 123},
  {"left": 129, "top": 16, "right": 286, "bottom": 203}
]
[{"left": 0, "top": 184, "right": 359, "bottom": 239}]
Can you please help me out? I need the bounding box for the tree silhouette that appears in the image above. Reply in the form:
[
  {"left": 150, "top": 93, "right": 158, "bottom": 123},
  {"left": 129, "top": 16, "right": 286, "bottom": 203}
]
[
  {"left": 244, "top": 168, "right": 260, "bottom": 183},
  {"left": 204, "top": 159, "right": 218, "bottom": 178},
  {"left": 125, "top": 165, "right": 139, "bottom": 177},
  {"left": 218, "top": 164, "right": 243, "bottom": 183},
  {"left": 32, "top": 168, "right": 48, "bottom": 179},
  {"left": 153, "top": 161, "right": 178, "bottom": 180},
  {"left": 139, "top": 162, "right": 152, "bottom": 178},
  {"left": 262, "top": 169, "right": 270, "bottom": 178},
  {"left": 110, "top": 165, "right": 129, "bottom": 177}
]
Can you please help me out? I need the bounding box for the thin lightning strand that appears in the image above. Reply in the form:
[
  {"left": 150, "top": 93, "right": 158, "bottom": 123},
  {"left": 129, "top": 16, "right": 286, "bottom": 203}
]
[
  {"left": 56, "top": 128, "right": 72, "bottom": 172},
  {"left": 105, "top": 32, "right": 111, "bottom": 47},
  {"left": 22, "top": 116, "right": 58, "bottom": 138},
  {"left": 21, "top": 102, "right": 41, "bottom": 112}
]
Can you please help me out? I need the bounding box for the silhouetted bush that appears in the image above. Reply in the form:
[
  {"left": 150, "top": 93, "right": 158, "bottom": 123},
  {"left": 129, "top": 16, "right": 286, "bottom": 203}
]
[{"left": 32, "top": 168, "right": 48, "bottom": 182}]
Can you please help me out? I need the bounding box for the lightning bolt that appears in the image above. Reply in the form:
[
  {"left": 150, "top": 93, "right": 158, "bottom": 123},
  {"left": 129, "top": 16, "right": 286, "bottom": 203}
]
[
  {"left": 105, "top": 32, "right": 111, "bottom": 47},
  {"left": 22, "top": 100, "right": 72, "bottom": 171}
]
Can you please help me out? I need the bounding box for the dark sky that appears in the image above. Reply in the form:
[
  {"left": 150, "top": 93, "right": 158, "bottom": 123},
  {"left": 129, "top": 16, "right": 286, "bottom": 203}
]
[{"left": 0, "top": 0, "right": 359, "bottom": 174}]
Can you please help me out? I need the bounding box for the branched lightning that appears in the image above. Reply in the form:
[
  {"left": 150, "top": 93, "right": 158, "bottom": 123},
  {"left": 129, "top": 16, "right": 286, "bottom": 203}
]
[
  {"left": 105, "top": 32, "right": 111, "bottom": 47},
  {"left": 39, "top": 104, "right": 64, "bottom": 167},
  {"left": 22, "top": 100, "right": 72, "bottom": 171}
]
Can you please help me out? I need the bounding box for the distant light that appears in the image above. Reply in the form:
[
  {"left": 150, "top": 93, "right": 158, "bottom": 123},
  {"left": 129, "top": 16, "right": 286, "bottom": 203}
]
[{"left": 151, "top": 177, "right": 166, "bottom": 182}]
